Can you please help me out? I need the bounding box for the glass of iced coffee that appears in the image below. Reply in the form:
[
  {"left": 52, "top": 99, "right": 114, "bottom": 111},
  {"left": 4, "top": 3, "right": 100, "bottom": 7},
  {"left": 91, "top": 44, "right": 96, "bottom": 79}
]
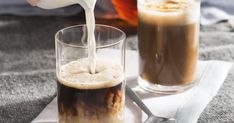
[
  {"left": 55, "top": 25, "right": 126, "bottom": 123},
  {"left": 138, "top": 0, "right": 200, "bottom": 94}
]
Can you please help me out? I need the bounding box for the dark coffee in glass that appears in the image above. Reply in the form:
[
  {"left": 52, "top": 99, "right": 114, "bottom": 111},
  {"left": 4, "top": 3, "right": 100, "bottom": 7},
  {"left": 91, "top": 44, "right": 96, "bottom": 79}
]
[{"left": 55, "top": 25, "right": 126, "bottom": 123}]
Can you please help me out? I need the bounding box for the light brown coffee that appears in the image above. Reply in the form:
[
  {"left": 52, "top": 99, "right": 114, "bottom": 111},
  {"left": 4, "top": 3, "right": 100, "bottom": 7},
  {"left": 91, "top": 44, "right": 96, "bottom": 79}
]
[{"left": 138, "top": 0, "right": 200, "bottom": 86}]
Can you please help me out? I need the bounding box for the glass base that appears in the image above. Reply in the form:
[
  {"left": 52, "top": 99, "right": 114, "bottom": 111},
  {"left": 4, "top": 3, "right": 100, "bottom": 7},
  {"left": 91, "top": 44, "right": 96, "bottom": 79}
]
[{"left": 138, "top": 77, "right": 196, "bottom": 94}]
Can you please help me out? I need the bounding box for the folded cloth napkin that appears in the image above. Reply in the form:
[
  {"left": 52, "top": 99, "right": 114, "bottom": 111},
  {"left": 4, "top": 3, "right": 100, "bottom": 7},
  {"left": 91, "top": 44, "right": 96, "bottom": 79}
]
[{"left": 31, "top": 51, "right": 233, "bottom": 123}]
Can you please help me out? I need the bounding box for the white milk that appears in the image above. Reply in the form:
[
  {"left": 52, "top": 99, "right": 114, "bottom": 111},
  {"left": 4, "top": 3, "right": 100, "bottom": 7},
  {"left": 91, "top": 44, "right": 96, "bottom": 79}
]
[{"left": 36, "top": 0, "right": 97, "bottom": 74}]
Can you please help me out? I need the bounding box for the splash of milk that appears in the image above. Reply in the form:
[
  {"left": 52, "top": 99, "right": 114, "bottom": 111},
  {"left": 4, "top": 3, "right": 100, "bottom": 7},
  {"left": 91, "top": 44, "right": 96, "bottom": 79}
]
[{"left": 36, "top": 0, "right": 97, "bottom": 74}]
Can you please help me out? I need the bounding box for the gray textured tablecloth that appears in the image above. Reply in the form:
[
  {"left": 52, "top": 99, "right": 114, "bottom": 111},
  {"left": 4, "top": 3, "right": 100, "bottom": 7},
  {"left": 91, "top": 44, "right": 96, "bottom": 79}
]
[{"left": 0, "top": 15, "right": 234, "bottom": 123}]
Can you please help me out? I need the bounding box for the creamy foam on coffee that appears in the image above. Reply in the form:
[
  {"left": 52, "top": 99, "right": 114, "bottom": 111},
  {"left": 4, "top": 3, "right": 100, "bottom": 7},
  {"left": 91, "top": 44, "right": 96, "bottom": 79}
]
[
  {"left": 138, "top": 0, "right": 200, "bottom": 25},
  {"left": 58, "top": 58, "right": 124, "bottom": 90}
]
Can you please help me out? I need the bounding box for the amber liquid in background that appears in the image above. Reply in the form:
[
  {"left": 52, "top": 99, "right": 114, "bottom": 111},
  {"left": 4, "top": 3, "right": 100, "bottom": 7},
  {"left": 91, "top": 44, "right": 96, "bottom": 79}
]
[
  {"left": 138, "top": 21, "right": 199, "bottom": 86},
  {"left": 112, "top": 0, "right": 138, "bottom": 26}
]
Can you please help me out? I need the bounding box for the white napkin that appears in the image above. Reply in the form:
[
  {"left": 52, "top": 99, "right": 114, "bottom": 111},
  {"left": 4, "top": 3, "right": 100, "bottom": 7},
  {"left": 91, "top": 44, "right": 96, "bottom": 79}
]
[{"left": 32, "top": 51, "right": 233, "bottom": 123}]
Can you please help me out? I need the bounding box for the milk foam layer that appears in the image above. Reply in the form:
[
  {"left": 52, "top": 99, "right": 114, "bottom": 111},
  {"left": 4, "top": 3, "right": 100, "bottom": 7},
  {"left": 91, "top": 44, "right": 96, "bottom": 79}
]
[
  {"left": 138, "top": 0, "right": 200, "bottom": 25},
  {"left": 58, "top": 58, "right": 124, "bottom": 89}
]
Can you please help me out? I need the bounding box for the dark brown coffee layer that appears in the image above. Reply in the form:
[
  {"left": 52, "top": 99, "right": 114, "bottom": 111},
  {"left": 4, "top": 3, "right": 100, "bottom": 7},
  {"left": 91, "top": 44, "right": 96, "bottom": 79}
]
[
  {"left": 138, "top": 22, "right": 199, "bottom": 86},
  {"left": 57, "top": 81, "right": 124, "bottom": 122}
]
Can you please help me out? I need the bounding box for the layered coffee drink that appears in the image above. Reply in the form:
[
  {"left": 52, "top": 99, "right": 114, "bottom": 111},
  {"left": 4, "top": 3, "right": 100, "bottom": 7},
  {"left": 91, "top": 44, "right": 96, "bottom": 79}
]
[
  {"left": 138, "top": 0, "right": 200, "bottom": 86},
  {"left": 57, "top": 58, "right": 124, "bottom": 123}
]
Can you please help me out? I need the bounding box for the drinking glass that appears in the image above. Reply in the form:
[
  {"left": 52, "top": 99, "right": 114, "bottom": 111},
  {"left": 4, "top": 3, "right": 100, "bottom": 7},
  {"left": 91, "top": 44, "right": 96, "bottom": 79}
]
[
  {"left": 137, "top": 0, "right": 201, "bottom": 94},
  {"left": 55, "top": 24, "right": 126, "bottom": 123}
]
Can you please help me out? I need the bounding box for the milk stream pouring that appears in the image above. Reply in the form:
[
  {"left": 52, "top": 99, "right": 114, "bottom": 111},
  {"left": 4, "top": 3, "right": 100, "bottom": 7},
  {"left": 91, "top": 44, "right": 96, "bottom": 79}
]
[{"left": 35, "top": 0, "right": 97, "bottom": 74}]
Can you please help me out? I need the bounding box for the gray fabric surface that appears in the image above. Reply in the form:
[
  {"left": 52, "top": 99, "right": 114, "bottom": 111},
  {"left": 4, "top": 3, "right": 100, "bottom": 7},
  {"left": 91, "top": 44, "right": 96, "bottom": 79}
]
[
  {"left": 201, "top": 0, "right": 234, "bottom": 25},
  {"left": 0, "top": 15, "right": 233, "bottom": 123}
]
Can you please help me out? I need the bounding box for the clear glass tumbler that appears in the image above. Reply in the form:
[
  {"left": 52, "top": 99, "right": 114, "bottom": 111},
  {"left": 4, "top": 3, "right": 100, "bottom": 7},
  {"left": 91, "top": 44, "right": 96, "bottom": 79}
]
[
  {"left": 55, "top": 24, "right": 126, "bottom": 123},
  {"left": 137, "top": 0, "right": 201, "bottom": 94}
]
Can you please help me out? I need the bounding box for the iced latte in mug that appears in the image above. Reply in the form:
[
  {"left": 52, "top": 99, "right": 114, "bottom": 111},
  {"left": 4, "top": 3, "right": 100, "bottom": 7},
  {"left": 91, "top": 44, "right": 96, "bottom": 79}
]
[{"left": 138, "top": 0, "right": 200, "bottom": 93}]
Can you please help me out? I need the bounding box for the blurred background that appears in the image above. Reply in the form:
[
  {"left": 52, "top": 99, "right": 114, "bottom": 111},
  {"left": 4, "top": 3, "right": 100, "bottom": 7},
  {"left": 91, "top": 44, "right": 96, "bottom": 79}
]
[{"left": 0, "top": 0, "right": 234, "bottom": 25}]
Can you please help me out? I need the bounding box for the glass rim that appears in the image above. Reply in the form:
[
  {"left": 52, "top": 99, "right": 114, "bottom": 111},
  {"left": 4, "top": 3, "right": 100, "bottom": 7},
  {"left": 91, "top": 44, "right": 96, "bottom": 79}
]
[
  {"left": 55, "top": 24, "right": 126, "bottom": 49},
  {"left": 138, "top": 0, "right": 201, "bottom": 13}
]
